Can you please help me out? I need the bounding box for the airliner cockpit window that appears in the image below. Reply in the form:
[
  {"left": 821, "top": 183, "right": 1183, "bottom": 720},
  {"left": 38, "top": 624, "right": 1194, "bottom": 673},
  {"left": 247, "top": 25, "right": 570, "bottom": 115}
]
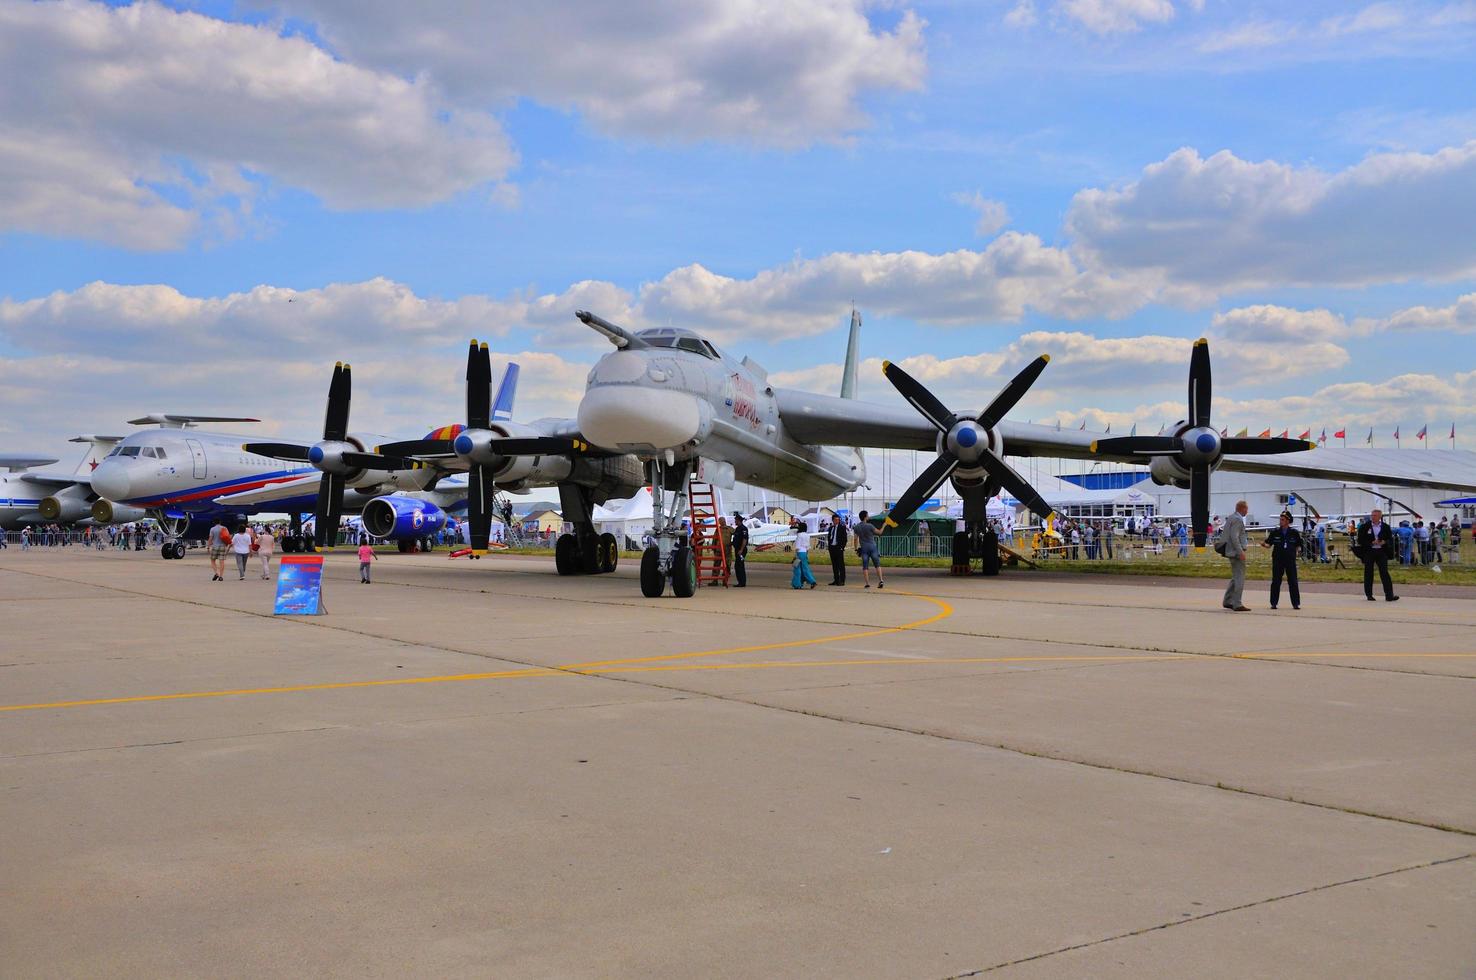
[{"left": 120, "top": 446, "right": 141, "bottom": 457}]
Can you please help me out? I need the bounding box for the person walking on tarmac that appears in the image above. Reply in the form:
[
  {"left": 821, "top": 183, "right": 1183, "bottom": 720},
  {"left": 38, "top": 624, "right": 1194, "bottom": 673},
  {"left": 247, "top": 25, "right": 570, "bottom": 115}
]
[
  {"left": 826, "top": 515, "right": 849, "bottom": 586},
  {"left": 1219, "top": 500, "right": 1251, "bottom": 610},
  {"left": 730, "top": 512, "right": 749, "bottom": 588},
  {"left": 1357, "top": 508, "right": 1399, "bottom": 602},
  {"left": 1261, "top": 512, "right": 1303, "bottom": 610},
  {"left": 791, "top": 519, "right": 817, "bottom": 589}
]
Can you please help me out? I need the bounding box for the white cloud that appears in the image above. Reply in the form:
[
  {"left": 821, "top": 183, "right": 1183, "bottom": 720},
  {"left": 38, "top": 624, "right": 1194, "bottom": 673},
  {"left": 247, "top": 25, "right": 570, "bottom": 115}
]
[
  {"left": 631, "top": 233, "right": 1150, "bottom": 342},
  {"left": 952, "top": 191, "right": 1011, "bottom": 237},
  {"left": 0, "top": 0, "right": 516, "bottom": 249},
  {"left": 1004, "top": 1, "right": 1038, "bottom": 29},
  {"left": 1381, "top": 292, "right": 1476, "bottom": 332},
  {"left": 1056, "top": 0, "right": 1177, "bottom": 34},
  {"left": 262, "top": 0, "right": 927, "bottom": 147},
  {"left": 1066, "top": 142, "right": 1476, "bottom": 298},
  {"left": 1210, "top": 305, "right": 1355, "bottom": 343}
]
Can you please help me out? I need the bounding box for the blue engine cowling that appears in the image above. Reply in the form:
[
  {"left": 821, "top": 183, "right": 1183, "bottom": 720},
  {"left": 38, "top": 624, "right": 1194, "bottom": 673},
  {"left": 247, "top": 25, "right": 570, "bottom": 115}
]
[{"left": 361, "top": 496, "right": 446, "bottom": 541}]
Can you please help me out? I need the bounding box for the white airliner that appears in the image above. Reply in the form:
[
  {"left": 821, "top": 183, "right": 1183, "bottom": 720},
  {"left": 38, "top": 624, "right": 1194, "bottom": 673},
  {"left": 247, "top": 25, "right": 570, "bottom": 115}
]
[{"left": 1, "top": 439, "right": 146, "bottom": 530}]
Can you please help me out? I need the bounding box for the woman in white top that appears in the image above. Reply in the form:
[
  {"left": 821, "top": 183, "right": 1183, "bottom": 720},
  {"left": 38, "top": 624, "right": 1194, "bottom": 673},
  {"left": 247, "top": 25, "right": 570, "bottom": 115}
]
[
  {"left": 255, "top": 526, "right": 275, "bottom": 579},
  {"left": 230, "top": 523, "right": 254, "bottom": 580}
]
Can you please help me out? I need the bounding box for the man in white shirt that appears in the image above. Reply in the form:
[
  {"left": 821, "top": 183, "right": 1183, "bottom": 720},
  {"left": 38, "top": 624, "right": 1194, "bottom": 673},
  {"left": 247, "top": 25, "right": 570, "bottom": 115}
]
[{"left": 230, "top": 524, "right": 254, "bottom": 580}]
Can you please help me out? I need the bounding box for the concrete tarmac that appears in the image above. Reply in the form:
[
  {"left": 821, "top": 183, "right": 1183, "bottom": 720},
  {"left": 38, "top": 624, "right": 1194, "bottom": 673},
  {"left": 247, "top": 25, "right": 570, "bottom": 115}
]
[{"left": 2, "top": 548, "right": 1473, "bottom": 977}]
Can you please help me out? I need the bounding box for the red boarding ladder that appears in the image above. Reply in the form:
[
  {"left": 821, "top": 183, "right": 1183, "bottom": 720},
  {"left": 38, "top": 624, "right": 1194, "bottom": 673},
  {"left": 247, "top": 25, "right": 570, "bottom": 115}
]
[{"left": 687, "top": 479, "right": 730, "bottom": 588}]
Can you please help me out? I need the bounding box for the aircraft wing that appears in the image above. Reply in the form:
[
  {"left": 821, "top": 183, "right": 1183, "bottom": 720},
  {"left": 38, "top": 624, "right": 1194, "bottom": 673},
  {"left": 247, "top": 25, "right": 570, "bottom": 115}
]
[
  {"left": 775, "top": 390, "right": 1476, "bottom": 492},
  {"left": 19, "top": 473, "right": 90, "bottom": 489},
  {"left": 214, "top": 475, "right": 321, "bottom": 506}
]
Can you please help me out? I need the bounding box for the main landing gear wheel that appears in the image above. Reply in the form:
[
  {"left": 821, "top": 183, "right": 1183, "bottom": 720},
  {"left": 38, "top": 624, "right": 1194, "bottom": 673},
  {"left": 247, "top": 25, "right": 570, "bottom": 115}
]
[
  {"left": 670, "top": 546, "right": 697, "bottom": 599},
  {"left": 951, "top": 531, "right": 972, "bottom": 575},
  {"left": 598, "top": 532, "right": 619, "bottom": 573},
  {"left": 160, "top": 542, "right": 177, "bottom": 560},
  {"left": 640, "top": 546, "right": 664, "bottom": 597},
  {"left": 578, "top": 533, "right": 602, "bottom": 575},
  {"left": 397, "top": 540, "right": 414, "bottom": 554},
  {"left": 554, "top": 534, "right": 578, "bottom": 576}
]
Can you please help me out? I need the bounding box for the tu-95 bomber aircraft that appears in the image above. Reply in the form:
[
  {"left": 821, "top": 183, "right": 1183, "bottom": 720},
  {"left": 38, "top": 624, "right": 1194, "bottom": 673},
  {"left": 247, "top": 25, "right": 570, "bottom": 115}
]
[{"left": 288, "top": 310, "right": 1476, "bottom": 598}]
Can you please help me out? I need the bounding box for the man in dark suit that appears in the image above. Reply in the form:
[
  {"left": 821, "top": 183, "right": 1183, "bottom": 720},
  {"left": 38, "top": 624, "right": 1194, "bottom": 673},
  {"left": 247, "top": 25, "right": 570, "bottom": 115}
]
[
  {"left": 1261, "top": 512, "right": 1303, "bottom": 610},
  {"left": 730, "top": 513, "right": 749, "bottom": 588},
  {"left": 826, "top": 516, "right": 849, "bottom": 585},
  {"left": 1356, "top": 508, "right": 1399, "bottom": 602}
]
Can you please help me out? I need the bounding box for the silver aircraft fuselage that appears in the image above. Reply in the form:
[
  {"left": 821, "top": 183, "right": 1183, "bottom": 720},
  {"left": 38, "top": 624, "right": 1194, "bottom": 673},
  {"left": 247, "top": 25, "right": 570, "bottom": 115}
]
[{"left": 575, "top": 329, "right": 864, "bottom": 499}]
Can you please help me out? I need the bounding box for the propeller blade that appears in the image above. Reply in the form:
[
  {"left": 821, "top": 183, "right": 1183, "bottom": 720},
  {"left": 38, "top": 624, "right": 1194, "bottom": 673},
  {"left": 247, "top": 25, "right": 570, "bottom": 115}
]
[
  {"left": 375, "top": 439, "right": 456, "bottom": 458},
  {"left": 324, "top": 362, "right": 351, "bottom": 442},
  {"left": 314, "top": 472, "right": 345, "bottom": 549},
  {"left": 882, "top": 454, "right": 958, "bottom": 530},
  {"left": 882, "top": 360, "right": 955, "bottom": 433},
  {"left": 977, "top": 354, "right": 1050, "bottom": 430},
  {"left": 1090, "top": 436, "right": 1182, "bottom": 456},
  {"left": 466, "top": 340, "right": 492, "bottom": 431},
  {"left": 340, "top": 451, "right": 416, "bottom": 471},
  {"left": 1219, "top": 437, "right": 1313, "bottom": 455},
  {"left": 1188, "top": 338, "right": 1211, "bottom": 429},
  {"left": 488, "top": 436, "right": 594, "bottom": 456},
  {"left": 242, "top": 442, "right": 312, "bottom": 461},
  {"left": 1190, "top": 464, "right": 1210, "bottom": 549},
  {"left": 467, "top": 465, "right": 491, "bottom": 552},
  {"left": 980, "top": 454, "right": 1055, "bottom": 521}
]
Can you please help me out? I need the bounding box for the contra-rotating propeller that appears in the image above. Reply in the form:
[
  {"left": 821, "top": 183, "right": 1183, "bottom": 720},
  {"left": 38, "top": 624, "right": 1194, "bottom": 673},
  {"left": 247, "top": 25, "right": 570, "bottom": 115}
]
[
  {"left": 243, "top": 363, "right": 414, "bottom": 550},
  {"left": 881, "top": 354, "right": 1055, "bottom": 529},
  {"left": 374, "top": 341, "right": 589, "bottom": 553},
  {"left": 1090, "top": 338, "right": 1311, "bottom": 548}
]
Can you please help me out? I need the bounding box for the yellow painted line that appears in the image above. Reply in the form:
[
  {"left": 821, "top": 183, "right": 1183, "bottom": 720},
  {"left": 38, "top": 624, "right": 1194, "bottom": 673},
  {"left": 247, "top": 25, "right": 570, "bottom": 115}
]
[
  {"left": 0, "top": 668, "right": 556, "bottom": 714},
  {"left": 1233, "top": 652, "right": 1476, "bottom": 660},
  {"left": 589, "top": 654, "right": 1188, "bottom": 675},
  {"left": 1, "top": 591, "right": 954, "bottom": 714},
  {"left": 559, "top": 590, "right": 954, "bottom": 670}
]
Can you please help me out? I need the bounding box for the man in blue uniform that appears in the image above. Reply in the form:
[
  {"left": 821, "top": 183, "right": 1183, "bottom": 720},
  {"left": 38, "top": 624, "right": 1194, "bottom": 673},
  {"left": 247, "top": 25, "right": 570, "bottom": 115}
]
[{"left": 1261, "top": 512, "right": 1303, "bottom": 610}]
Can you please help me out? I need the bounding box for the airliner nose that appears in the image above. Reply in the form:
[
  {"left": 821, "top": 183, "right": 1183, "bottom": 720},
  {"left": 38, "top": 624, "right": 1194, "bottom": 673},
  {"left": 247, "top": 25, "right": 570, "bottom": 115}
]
[{"left": 91, "top": 460, "right": 131, "bottom": 501}]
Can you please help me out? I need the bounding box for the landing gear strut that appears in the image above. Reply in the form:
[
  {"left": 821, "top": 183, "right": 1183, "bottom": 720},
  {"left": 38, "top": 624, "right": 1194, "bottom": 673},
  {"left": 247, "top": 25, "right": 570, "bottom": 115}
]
[
  {"left": 553, "top": 484, "right": 620, "bottom": 577},
  {"left": 639, "top": 458, "right": 695, "bottom": 598}
]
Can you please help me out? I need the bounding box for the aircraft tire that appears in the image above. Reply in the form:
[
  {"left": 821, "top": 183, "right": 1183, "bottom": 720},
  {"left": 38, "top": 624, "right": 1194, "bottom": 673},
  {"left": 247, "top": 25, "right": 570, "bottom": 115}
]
[
  {"left": 160, "top": 543, "right": 174, "bottom": 560},
  {"left": 598, "top": 533, "right": 619, "bottom": 573},
  {"left": 578, "top": 534, "right": 601, "bottom": 574},
  {"left": 640, "top": 547, "right": 665, "bottom": 597},
  {"left": 173, "top": 541, "right": 187, "bottom": 559},
  {"left": 554, "top": 534, "right": 578, "bottom": 576},
  {"left": 951, "top": 532, "right": 971, "bottom": 573},
  {"left": 397, "top": 539, "right": 414, "bottom": 554},
  {"left": 670, "top": 546, "right": 697, "bottom": 598}
]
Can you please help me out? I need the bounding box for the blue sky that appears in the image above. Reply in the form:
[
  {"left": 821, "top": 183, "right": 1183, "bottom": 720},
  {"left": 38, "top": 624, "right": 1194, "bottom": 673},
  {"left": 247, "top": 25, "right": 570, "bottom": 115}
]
[{"left": 2, "top": 0, "right": 1474, "bottom": 459}]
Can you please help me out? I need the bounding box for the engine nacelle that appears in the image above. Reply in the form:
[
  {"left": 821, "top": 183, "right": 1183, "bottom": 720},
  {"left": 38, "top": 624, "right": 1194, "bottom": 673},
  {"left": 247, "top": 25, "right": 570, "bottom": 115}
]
[
  {"left": 566, "top": 454, "right": 646, "bottom": 504},
  {"left": 38, "top": 495, "right": 91, "bottom": 522},
  {"left": 1150, "top": 455, "right": 1191, "bottom": 489},
  {"left": 91, "top": 499, "right": 150, "bottom": 524},
  {"left": 361, "top": 495, "right": 446, "bottom": 541}
]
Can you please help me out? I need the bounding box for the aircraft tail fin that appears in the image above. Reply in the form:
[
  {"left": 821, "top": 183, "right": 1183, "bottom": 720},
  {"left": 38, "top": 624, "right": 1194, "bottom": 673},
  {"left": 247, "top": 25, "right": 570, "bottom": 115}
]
[
  {"left": 492, "top": 362, "right": 520, "bottom": 421},
  {"left": 839, "top": 308, "right": 861, "bottom": 400},
  {"left": 66, "top": 435, "right": 126, "bottom": 477}
]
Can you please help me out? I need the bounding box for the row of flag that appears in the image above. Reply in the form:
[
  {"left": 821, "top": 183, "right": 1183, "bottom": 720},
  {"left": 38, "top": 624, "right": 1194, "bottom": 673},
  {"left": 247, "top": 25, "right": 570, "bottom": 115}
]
[{"left": 1047, "top": 419, "right": 1459, "bottom": 446}]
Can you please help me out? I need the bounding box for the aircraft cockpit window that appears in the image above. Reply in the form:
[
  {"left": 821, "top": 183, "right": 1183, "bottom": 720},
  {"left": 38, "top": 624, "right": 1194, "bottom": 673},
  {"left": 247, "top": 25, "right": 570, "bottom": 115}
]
[
  {"left": 153, "top": 447, "right": 167, "bottom": 458},
  {"left": 120, "top": 446, "right": 141, "bottom": 457},
  {"left": 106, "top": 447, "right": 122, "bottom": 457},
  {"left": 675, "top": 337, "right": 712, "bottom": 358},
  {"left": 141, "top": 447, "right": 160, "bottom": 458},
  {"left": 702, "top": 341, "right": 721, "bottom": 358}
]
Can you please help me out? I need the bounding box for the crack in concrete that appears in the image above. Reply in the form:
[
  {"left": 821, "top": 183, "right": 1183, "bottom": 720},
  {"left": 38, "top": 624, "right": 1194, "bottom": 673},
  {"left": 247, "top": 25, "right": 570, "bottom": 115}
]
[{"left": 942, "top": 853, "right": 1476, "bottom": 977}]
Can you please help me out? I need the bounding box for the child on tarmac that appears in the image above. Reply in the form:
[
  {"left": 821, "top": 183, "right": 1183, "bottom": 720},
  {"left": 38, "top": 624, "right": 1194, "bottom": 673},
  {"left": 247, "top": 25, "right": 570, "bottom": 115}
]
[{"left": 358, "top": 537, "right": 376, "bottom": 584}]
